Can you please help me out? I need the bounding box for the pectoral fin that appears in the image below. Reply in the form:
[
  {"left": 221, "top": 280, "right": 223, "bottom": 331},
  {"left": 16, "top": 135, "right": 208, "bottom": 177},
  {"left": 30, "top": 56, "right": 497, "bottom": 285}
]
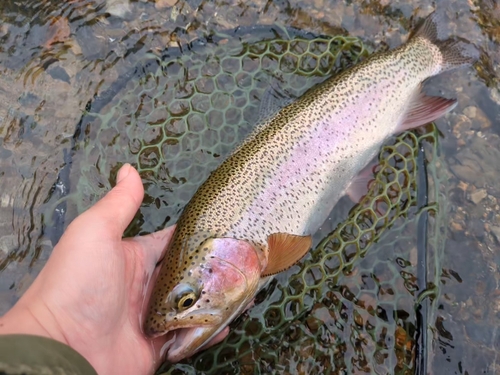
[{"left": 261, "top": 233, "right": 312, "bottom": 277}]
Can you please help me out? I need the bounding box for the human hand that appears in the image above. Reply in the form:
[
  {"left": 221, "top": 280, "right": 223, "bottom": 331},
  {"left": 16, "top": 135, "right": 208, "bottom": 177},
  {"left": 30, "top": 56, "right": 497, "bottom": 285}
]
[{"left": 0, "top": 164, "right": 175, "bottom": 375}]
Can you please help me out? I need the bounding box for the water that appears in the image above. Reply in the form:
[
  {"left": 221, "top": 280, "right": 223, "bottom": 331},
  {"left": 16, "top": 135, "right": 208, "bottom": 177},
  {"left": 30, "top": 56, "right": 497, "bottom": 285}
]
[{"left": 0, "top": 0, "right": 499, "bottom": 374}]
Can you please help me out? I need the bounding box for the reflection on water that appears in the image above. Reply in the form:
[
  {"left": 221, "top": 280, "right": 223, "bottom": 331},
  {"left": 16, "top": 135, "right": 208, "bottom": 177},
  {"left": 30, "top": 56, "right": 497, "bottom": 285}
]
[{"left": 0, "top": 0, "right": 499, "bottom": 374}]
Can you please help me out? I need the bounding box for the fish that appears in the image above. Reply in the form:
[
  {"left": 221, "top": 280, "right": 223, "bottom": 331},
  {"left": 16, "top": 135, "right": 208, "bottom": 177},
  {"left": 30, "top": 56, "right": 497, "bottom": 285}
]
[{"left": 144, "top": 11, "right": 478, "bottom": 362}]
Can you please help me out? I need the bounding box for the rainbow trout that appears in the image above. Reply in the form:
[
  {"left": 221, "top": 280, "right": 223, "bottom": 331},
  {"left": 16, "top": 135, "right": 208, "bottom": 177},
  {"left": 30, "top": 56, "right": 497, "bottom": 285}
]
[{"left": 144, "top": 12, "right": 478, "bottom": 362}]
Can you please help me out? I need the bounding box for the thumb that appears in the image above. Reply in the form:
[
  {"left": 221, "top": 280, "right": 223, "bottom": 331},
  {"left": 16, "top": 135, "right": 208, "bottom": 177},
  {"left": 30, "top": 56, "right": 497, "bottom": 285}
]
[{"left": 68, "top": 164, "right": 144, "bottom": 237}]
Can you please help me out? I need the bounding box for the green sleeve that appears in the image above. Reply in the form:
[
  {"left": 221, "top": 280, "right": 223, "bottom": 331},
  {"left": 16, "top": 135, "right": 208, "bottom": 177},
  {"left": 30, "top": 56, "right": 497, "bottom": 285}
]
[{"left": 0, "top": 334, "right": 98, "bottom": 375}]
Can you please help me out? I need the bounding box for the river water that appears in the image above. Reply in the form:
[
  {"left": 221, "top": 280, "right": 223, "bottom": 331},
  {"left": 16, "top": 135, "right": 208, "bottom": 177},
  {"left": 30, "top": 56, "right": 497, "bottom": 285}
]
[{"left": 0, "top": 0, "right": 499, "bottom": 373}]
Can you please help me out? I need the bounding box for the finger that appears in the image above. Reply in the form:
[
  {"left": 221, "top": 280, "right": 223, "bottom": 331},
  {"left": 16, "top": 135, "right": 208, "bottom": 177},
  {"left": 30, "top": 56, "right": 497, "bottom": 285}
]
[
  {"left": 66, "top": 164, "right": 144, "bottom": 237},
  {"left": 151, "top": 331, "right": 175, "bottom": 365},
  {"left": 134, "top": 226, "right": 176, "bottom": 325},
  {"left": 127, "top": 225, "right": 176, "bottom": 306},
  {"left": 150, "top": 327, "right": 229, "bottom": 365},
  {"left": 128, "top": 226, "right": 177, "bottom": 271}
]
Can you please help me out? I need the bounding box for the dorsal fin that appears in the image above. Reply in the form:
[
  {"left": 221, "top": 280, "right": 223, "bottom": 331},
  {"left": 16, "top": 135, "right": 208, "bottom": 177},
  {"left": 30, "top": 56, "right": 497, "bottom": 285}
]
[{"left": 256, "top": 83, "right": 296, "bottom": 125}]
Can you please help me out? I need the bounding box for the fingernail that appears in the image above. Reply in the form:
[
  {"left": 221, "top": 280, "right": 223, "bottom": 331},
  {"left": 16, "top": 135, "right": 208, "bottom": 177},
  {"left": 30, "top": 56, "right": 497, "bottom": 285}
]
[{"left": 117, "top": 163, "right": 131, "bottom": 183}]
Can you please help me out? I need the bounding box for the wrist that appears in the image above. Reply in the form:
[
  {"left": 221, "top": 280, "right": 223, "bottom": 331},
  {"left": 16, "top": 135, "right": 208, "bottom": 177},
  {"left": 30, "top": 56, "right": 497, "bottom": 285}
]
[
  {"left": 1, "top": 302, "right": 113, "bottom": 374},
  {"left": 0, "top": 300, "right": 68, "bottom": 347}
]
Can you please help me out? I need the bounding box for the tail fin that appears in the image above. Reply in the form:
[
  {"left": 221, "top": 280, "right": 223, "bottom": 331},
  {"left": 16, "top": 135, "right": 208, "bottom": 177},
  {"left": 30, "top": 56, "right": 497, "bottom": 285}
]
[{"left": 412, "top": 10, "right": 479, "bottom": 70}]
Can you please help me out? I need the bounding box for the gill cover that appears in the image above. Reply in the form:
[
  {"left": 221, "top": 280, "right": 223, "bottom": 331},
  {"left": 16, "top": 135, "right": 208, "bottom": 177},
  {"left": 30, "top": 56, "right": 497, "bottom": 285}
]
[{"left": 160, "top": 237, "right": 266, "bottom": 361}]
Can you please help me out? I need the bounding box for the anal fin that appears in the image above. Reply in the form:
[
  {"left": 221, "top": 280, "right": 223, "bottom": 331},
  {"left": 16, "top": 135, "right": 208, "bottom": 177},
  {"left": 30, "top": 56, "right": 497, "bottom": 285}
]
[{"left": 346, "top": 163, "right": 376, "bottom": 203}]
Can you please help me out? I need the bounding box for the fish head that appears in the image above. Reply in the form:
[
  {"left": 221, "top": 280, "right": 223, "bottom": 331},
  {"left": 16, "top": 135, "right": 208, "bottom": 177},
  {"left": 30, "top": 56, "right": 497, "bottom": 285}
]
[{"left": 144, "top": 236, "right": 265, "bottom": 362}]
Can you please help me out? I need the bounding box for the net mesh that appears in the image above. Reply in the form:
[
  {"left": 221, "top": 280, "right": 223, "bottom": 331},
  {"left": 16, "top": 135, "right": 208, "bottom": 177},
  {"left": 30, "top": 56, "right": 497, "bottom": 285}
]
[
  {"left": 161, "top": 124, "right": 443, "bottom": 375},
  {"left": 67, "top": 26, "right": 369, "bottom": 234},
  {"left": 61, "top": 25, "right": 445, "bottom": 375}
]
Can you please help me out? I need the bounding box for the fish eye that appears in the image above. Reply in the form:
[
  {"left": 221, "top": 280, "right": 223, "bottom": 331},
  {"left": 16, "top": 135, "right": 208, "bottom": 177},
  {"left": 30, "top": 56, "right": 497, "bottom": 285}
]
[
  {"left": 178, "top": 292, "right": 197, "bottom": 311},
  {"left": 171, "top": 283, "right": 199, "bottom": 311}
]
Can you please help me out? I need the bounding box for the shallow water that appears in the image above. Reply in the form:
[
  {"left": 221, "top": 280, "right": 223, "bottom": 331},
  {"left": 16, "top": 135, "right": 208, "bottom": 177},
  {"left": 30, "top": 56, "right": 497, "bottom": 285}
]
[{"left": 0, "top": 0, "right": 499, "bottom": 374}]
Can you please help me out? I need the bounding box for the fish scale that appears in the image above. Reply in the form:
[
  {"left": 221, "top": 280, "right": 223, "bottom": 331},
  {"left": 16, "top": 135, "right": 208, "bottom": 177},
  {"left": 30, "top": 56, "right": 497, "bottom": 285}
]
[
  {"left": 167, "top": 38, "right": 438, "bottom": 255},
  {"left": 145, "top": 11, "right": 478, "bottom": 363}
]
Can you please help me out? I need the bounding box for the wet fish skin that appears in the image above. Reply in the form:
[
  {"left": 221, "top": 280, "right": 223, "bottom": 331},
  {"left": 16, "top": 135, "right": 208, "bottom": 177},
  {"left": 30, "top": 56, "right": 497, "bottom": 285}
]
[{"left": 144, "top": 11, "right": 478, "bottom": 362}]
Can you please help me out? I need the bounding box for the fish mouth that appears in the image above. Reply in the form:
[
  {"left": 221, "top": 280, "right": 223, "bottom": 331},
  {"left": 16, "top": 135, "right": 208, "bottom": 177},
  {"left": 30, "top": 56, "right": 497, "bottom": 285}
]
[
  {"left": 145, "top": 312, "right": 221, "bottom": 338},
  {"left": 145, "top": 311, "right": 224, "bottom": 362},
  {"left": 165, "top": 325, "right": 222, "bottom": 363}
]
